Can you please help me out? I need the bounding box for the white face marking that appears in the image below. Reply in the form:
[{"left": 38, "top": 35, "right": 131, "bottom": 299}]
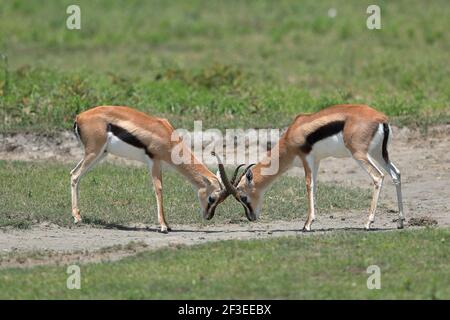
[
  {"left": 310, "top": 132, "right": 351, "bottom": 160},
  {"left": 106, "top": 132, "right": 149, "bottom": 163}
]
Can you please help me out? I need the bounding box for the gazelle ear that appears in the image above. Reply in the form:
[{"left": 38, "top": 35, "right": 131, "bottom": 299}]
[{"left": 246, "top": 169, "right": 253, "bottom": 182}]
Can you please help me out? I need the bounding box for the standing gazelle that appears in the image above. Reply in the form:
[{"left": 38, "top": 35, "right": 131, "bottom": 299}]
[
  {"left": 71, "top": 106, "right": 230, "bottom": 233},
  {"left": 215, "top": 104, "right": 404, "bottom": 231}
]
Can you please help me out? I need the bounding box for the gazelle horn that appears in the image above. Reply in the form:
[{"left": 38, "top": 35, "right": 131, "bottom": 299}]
[{"left": 211, "top": 151, "right": 237, "bottom": 197}]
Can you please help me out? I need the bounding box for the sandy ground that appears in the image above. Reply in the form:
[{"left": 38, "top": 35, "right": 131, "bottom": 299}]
[{"left": 0, "top": 125, "right": 449, "bottom": 267}]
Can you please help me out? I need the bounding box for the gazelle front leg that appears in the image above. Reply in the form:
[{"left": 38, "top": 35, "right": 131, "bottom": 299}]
[
  {"left": 302, "top": 156, "right": 318, "bottom": 232},
  {"left": 148, "top": 159, "right": 170, "bottom": 233}
]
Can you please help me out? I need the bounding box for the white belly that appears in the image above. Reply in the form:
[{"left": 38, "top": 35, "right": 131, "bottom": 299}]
[
  {"left": 106, "top": 133, "right": 149, "bottom": 163},
  {"left": 311, "top": 132, "right": 351, "bottom": 159}
]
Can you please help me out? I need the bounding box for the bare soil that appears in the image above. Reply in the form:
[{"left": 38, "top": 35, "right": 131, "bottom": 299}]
[{"left": 1, "top": 125, "right": 449, "bottom": 268}]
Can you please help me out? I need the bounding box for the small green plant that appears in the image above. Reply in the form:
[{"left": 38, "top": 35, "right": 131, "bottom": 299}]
[{"left": 0, "top": 53, "right": 8, "bottom": 96}]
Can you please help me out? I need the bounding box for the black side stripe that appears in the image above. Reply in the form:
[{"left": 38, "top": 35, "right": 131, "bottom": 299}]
[
  {"left": 300, "top": 120, "right": 345, "bottom": 153},
  {"left": 382, "top": 123, "right": 390, "bottom": 163},
  {"left": 107, "top": 123, "right": 153, "bottom": 158}
]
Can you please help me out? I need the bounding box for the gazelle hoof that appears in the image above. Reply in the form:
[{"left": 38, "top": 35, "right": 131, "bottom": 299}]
[
  {"left": 72, "top": 209, "right": 82, "bottom": 224},
  {"left": 302, "top": 226, "right": 312, "bottom": 232},
  {"left": 158, "top": 227, "right": 169, "bottom": 234},
  {"left": 397, "top": 219, "right": 404, "bottom": 229}
]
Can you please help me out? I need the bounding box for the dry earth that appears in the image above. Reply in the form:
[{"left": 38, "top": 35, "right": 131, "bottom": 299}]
[{"left": 0, "top": 125, "right": 449, "bottom": 268}]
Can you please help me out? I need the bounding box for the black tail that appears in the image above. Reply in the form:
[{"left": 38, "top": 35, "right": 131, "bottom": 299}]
[
  {"left": 382, "top": 123, "right": 390, "bottom": 163},
  {"left": 73, "top": 121, "right": 81, "bottom": 141}
]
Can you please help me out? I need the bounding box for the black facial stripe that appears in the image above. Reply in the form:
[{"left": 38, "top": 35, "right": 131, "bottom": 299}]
[
  {"left": 207, "top": 200, "right": 219, "bottom": 216},
  {"left": 108, "top": 123, "right": 153, "bottom": 158},
  {"left": 237, "top": 196, "right": 252, "bottom": 215},
  {"left": 300, "top": 120, "right": 345, "bottom": 153}
]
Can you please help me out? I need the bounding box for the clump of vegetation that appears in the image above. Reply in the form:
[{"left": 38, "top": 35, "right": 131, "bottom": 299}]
[
  {"left": 0, "top": 1, "right": 449, "bottom": 133},
  {"left": 157, "top": 63, "right": 244, "bottom": 89}
]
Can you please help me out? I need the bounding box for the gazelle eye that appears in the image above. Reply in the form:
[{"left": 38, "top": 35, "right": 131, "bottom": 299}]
[
  {"left": 208, "top": 196, "right": 215, "bottom": 204},
  {"left": 240, "top": 195, "right": 248, "bottom": 203}
]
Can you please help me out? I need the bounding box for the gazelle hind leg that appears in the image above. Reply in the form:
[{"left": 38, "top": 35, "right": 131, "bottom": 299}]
[
  {"left": 389, "top": 161, "right": 404, "bottom": 228},
  {"left": 371, "top": 154, "right": 405, "bottom": 229},
  {"left": 70, "top": 145, "right": 107, "bottom": 223},
  {"left": 70, "top": 159, "right": 84, "bottom": 176},
  {"left": 353, "top": 153, "right": 384, "bottom": 230},
  {"left": 148, "top": 159, "right": 170, "bottom": 233}
]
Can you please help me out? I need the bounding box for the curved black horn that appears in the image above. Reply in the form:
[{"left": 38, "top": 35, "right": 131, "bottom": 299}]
[
  {"left": 211, "top": 151, "right": 237, "bottom": 196},
  {"left": 235, "top": 163, "right": 256, "bottom": 186},
  {"left": 230, "top": 164, "right": 245, "bottom": 185}
]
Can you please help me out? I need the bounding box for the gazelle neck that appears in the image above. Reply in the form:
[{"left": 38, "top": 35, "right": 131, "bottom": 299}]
[
  {"left": 169, "top": 145, "right": 216, "bottom": 190},
  {"left": 252, "top": 134, "right": 296, "bottom": 191}
]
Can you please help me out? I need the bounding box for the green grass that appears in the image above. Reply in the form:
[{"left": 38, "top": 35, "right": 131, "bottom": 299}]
[
  {"left": 0, "top": 160, "right": 369, "bottom": 228},
  {"left": 1, "top": 0, "right": 449, "bottom": 132},
  {"left": 0, "top": 229, "right": 448, "bottom": 299}
]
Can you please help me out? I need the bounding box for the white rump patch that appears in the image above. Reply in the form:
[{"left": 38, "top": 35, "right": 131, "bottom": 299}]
[{"left": 368, "top": 123, "right": 385, "bottom": 153}]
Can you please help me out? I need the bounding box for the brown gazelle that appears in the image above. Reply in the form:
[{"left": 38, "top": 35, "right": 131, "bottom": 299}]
[
  {"left": 215, "top": 104, "right": 405, "bottom": 231},
  {"left": 70, "top": 106, "right": 230, "bottom": 233}
]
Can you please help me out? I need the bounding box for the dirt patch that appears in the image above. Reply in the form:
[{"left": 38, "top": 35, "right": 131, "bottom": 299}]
[
  {"left": 0, "top": 210, "right": 435, "bottom": 269},
  {"left": 1, "top": 125, "right": 449, "bottom": 267},
  {"left": 408, "top": 217, "right": 438, "bottom": 227},
  {"left": 0, "top": 131, "right": 82, "bottom": 163},
  {"left": 0, "top": 241, "right": 150, "bottom": 269}
]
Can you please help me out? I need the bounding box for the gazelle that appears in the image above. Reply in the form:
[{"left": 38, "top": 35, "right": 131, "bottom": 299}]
[
  {"left": 215, "top": 104, "right": 405, "bottom": 231},
  {"left": 70, "top": 106, "right": 230, "bottom": 233}
]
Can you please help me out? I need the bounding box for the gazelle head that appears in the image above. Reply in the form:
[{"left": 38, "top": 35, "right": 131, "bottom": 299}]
[
  {"left": 198, "top": 174, "right": 227, "bottom": 221},
  {"left": 199, "top": 152, "right": 244, "bottom": 220},
  {"left": 211, "top": 152, "right": 259, "bottom": 221}
]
